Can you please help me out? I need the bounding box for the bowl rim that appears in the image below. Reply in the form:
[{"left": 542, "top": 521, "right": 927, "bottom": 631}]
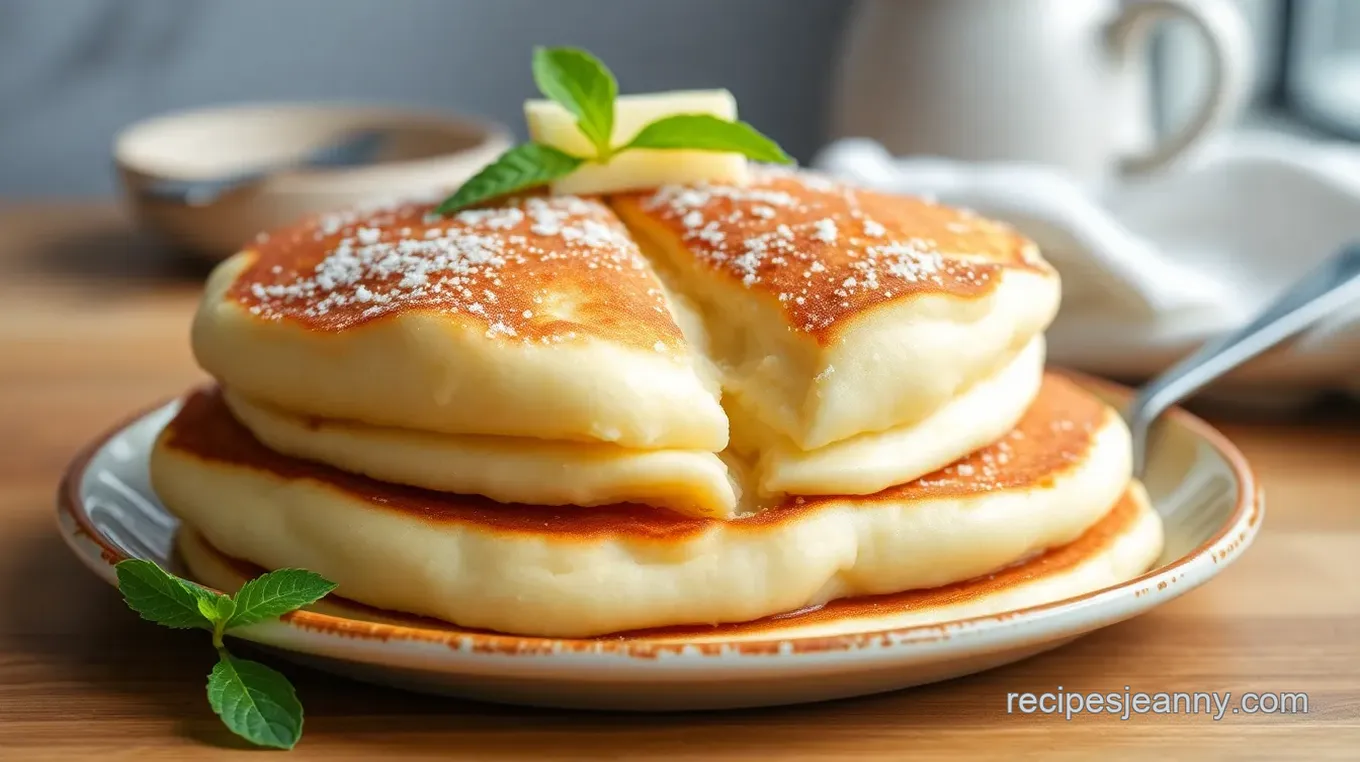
[
  {"left": 114, "top": 100, "right": 514, "bottom": 179},
  {"left": 56, "top": 370, "right": 1262, "bottom": 658}
]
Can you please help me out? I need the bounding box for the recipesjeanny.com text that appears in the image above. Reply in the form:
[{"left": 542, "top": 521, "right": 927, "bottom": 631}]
[{"left": 1005, "top": 687, "right": 1309, "bottom": 721}]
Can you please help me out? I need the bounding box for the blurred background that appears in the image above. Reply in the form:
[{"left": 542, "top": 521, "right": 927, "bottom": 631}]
[
  {"left": 2, "top": 0, "right": 1359, "bottom": 399},
  {"left": 4, "top": 0, "right": 1360, "bottom": 197},
  {"left": 2, "top": 5, "right": 1355, "bottom": 754},
  {"left": 0, "top": 0, "right": 845, "bottom": 197}
]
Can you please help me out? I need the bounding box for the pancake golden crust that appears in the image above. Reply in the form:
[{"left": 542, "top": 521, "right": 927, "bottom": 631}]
[
  {"left": 612, "top": 167, "right": 1049, "bottom": 342},
  {"left": 160, "top": 373, "right": 1105, "bottom": 540},
  {"left": 221, "top": 388, "right": 739, "bottom": 518},
  {"left": 177, "top": 485, "right": 1157, "bottom": 641},
  {"left": 638, "top": 486, "right": 1148, "bottom": 639},
  {"left": 745, "top": 336, "right": 1046, "bottom": 497},
  {"left": 154, "top": 372, "right": 1134, "bottom": 636},
  {"left": 231, "top": 194, "right": 683, "bottom": 351}
]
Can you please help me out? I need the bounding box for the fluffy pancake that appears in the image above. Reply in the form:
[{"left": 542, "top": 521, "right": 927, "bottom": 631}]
[
  {"left": 219, "top": 337, "right": 1041, "bottom": 511},
  {"left": 151, "top": 374, "right": 1135, "bottom": 637},
  {"left": 176, "top": 482, "right": 1163, "bottom": 642},
  {"left": 188, "top": 173, "right": 1062, "bottom": 514},
  {"left": 223, "top": 388, "right": 739, "bottom": 518},
  {"left": 192, "top": 195, "right": 727, "bottom": 450},
  {"left": 737, "top": 336, "right": 1045, "bottom": 497},
  {"left": 611, "top": 168, "right": 1061, "bottom": 450}
]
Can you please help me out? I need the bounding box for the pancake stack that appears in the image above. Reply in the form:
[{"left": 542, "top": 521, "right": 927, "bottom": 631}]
[{"left": 154, "top": 167, "right": 1164, "bottom": 638}]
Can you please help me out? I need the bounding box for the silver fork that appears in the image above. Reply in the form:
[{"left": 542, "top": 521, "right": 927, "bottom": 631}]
[{"left": 1127, "top": 243, "right": 1360, "bottom": 477}]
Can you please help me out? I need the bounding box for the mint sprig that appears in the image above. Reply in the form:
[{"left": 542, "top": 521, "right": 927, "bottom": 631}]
[
  {"left": 117, "top": 558, "right": 222, "bottom": 630},
  {"left": 433, "top": 143, "right": 583, "bottom": 216},
  {"left": 625, "top": 114, "right": 792, "bottom": 164},
  {"left": 114, "top": 559, "right": 336, "bottom": 750},
  {"left": 435, "top": 46, "right": 793, "bottom": 215},
  {"left": 208, "top": 655, "right": 305, "bottom": 750},
  {"left": 531, "top": 47, "right": 617, "bottom": 159},
  {"left": 227, "top": 568, "right": 340, "bottom": 629}
]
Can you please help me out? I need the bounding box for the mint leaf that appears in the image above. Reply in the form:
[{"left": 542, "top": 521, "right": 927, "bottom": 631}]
[
  {"left": 226, "top": 569, "right": 337, "bottom": 630},
  {"left": 113, "top": 559, "right": 323, "bottom": 748},
  {"left": 181, "top": 578, "right": 230, "bottom": 607},
  {"left": 207, "top": 652, "right": 304, "bottom": 750},
  {"left": 198, "top": 595, "right": 235, "bottom": 625},
  {"left": 532, "top": 46, "right": 617, "bottom": 158},
  {"left": 433, "top": 143, "right": 583, "bottom": 215},
  {"left": 625, "top": 114, "right": 793, "bottom": 164},
  {"left": 115, "top": 559, "right": 216, "bottom": 630}
]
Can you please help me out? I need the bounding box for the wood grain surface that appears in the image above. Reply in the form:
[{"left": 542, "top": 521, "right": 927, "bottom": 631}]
[{"left": 0, "top": 205, "right": 1357, "bottom": 760}]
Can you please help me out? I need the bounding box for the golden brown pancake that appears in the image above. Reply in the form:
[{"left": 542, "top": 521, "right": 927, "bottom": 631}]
[
  {"left": 177, "top": 485, "right": 1162, "bottom": 642},
  {"left": 233, "top": 196, "right": 673, "bottom": 343},
  {"left": 612, "top": 168, "right": 1062, "bottom": 454},
  {"left": 616, "top": 168, "right": 1044, "bottom": 342},
  {"left": 186, "top": 170, "right": 1063, "bottom": 514},
  {"left": 219, "top": 388, "right": 740, "bottom": 518},
  {"left": 192, "top": 194, "right": 728, "bottom": 449},
  {"left": 150, "top": 374, "right": 1143, "bottom": 637}
]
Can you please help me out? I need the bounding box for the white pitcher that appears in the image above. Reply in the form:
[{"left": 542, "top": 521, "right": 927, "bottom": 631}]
[{"left": 830, "top": 0, "right": 1254, "bottom": 187}]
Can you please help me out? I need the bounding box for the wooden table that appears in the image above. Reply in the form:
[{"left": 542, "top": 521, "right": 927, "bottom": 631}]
[{"left": 1, "top": 205, "right": 1357, "bottom": 760}]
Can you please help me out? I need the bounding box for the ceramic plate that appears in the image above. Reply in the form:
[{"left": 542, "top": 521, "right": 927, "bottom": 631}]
[{"left": 56, "top": 375, "right": 1262, "bottom": 711}]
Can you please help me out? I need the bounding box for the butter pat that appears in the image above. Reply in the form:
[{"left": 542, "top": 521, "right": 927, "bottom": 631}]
[
  {"left": 525, "top": 89, "right": 749, "bottom": 195},
  {"left": 550, "top": 150, "right": 750, "bottom": 196},
  {"left": 526, "top": 89, "right": 738, "bottom": 155}
]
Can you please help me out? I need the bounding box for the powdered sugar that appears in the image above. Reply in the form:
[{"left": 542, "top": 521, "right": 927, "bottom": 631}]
[
  {"left": 637, "top": 169, "right": 1004, "bottom": 335},
  {"left": 240, "top": 195, "right": 670, "bottom": 346}
]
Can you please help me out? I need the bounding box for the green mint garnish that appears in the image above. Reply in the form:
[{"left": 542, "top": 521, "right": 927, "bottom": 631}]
[
  {"left": 531, "top": 46, "right": 617, "bottom": 160},
  {"left": 115, "top": 558, "right": 222, "bottom": 630},
  {"left": 435, "top": 46, "right": 793, "bottom": 215},
  {"left": 199, "top": 594, "right": 236, "bottom": 625},
  {"left": 208, "top": 653, "right": 305, "bottom": 751},
  {"left": 432, "top": 142, "right": 583, "bottom": 216},
  {"left": 624, "top": 113, "right": 792, "bottom": 164},
  {"left": 115, "top": 559, "right": 336, "bottom": 750},
  {"left": 227, "top": 568, "right": 341, "bottom": 629}
]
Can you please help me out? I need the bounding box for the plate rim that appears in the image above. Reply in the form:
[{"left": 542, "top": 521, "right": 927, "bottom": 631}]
[{"left": 55, "top": 370, "right": 1263, "bottom": 660}]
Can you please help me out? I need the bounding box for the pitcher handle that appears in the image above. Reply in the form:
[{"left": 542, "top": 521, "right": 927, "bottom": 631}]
[{"left": 1107, "top": 0, "right": 1253, "bottom": 176}]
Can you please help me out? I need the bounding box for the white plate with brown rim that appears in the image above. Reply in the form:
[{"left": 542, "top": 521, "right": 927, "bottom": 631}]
[{"left": 56, "top": 373, "right": 1262, "bottom": 711}]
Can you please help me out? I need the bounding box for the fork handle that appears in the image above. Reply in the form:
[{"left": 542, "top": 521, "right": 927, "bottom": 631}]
[{"left": 1128, "top": 244, "right": 1360, "bottom": 475}]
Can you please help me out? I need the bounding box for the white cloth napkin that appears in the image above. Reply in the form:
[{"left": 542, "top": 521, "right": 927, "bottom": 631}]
[{"left": 812, "top": 134, "right": 1360, "bottom": 402}]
